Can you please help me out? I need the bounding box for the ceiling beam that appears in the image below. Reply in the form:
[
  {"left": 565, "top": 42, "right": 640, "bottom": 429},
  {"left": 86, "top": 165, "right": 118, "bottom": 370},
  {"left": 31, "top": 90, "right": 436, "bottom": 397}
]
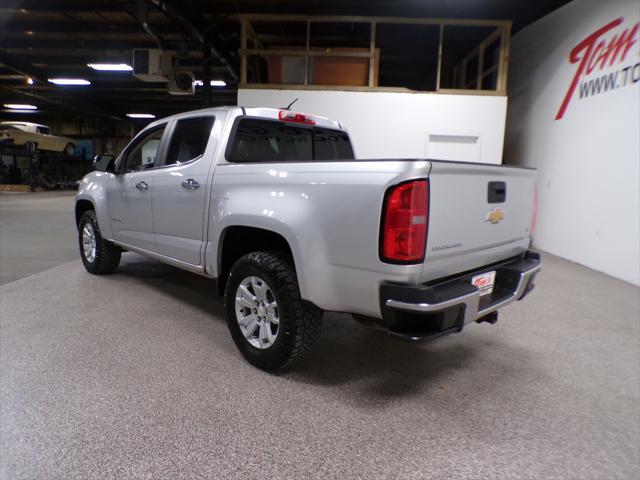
[
  {"left": 29, "top": 63, "right": 228, "bottom": 73},
  {"left": 0, "top": 85, "right": 123, "bottom": 121},
  {"left": 150, "top": 0, "right": 239, "bottom": 83},
  {"left": 2, "top": 21, "right": 238, "bottom": 36},
  {"left": 0, "top": 38, "right": 160, "bottom": 50},
  {"left": 4, "top": 50, "right": 210, "bottom": 61},
  {"left": 0, "top": 51, "right": 125, "bottom": 120},
  {"left": 0, "top": 50, "right": 50, "bottom": 83},
  {"left": 7, "top": 85, "right": 235, "bottom": 93},
  {"left": 0, "top": 1, "right": 141, "bottom": 14}
]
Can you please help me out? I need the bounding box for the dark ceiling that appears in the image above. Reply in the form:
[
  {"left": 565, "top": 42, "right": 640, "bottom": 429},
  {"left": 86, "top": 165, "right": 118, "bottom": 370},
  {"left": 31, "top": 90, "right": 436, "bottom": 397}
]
[{"left": 0, "top": 0, "right": 571, "bottom": 124}]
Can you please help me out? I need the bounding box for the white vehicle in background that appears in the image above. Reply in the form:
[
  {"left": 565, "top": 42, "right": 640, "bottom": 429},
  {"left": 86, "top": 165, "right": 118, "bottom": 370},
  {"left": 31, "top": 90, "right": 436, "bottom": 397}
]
[
  {"left": 75, "top": 106, "right": 541, "bottom": 371},
  {"left": 0, "top": 121, "right": 75, "bottom": 156}
]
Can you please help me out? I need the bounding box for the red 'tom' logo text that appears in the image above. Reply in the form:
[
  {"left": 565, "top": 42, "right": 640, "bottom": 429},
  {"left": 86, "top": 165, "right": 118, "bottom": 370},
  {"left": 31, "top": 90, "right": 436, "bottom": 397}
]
[{"left": 555, "top": 17, "right": 639, "bottom": 120}]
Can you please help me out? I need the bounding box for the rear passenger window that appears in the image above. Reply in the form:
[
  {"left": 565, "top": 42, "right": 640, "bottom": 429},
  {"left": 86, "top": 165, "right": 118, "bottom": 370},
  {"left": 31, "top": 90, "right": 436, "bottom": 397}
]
[
  {"left": 313, "top": 127, "right": 354, "bottom": 161},
  {"left": 228, "top": 119, "right": 312, "bottom": 163},
  {"left": 227, "top": 118, "right": 354, "bottom": 163},
  {"left": 164, "top": 116, "right": 215, "bottom": 166}
]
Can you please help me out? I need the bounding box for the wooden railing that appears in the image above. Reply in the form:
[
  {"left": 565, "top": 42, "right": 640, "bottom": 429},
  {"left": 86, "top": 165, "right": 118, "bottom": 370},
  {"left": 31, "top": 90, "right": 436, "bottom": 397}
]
[{"left": 236, "top": 14, "right": 511, "bottom": 95}]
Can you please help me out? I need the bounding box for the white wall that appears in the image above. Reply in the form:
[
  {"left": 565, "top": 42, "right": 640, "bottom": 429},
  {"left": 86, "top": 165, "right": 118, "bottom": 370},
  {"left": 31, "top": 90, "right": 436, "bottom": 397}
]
[
  {"left": 505, "top": 0, "right": 640, "bottom": 285},
  {"left": 238, "top": 89, "right": 508, "bottom": 164}
]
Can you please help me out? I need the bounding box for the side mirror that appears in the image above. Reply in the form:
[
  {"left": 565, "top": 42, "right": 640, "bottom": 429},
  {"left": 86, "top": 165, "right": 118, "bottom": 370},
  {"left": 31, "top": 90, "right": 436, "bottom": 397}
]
[{"left": 93, "top": 154, "right": 115, "bottom": 173}]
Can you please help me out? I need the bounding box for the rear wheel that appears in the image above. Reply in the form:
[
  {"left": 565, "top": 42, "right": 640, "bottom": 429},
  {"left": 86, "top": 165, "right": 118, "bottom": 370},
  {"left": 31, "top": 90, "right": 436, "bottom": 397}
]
[
  {"left": 78, "top": 210, "right": 121, "bottom": 274},
  {"left": 224, "top": 251, "right": 322, "bottom": 370}
]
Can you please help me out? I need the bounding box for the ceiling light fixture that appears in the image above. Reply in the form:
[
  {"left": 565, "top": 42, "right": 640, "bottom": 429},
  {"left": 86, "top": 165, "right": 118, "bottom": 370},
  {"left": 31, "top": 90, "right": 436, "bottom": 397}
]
[
  {"left": 4, "top": 104, "right": 38, "bottom": 110},
  {"left": 4, "top": 109, "right": 37, "bottom": 114},
  {"left": 193, "top": 80, "right": 227, "bottom": 87},
  {"left": 87, "top": 63, "right": 133, "bottom": 71},
  {"left": 126, "top": 113, "right": 156, "bottom": 119},
  {"left": 48, "top": 78, "right": 91, "bottom": 85}
]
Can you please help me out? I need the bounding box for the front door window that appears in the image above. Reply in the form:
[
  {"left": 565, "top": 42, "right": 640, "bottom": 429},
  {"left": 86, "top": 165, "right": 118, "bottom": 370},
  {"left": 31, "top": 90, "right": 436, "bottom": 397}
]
[{"left": 122, "top": 126, "right": 165, "bottom": 172}]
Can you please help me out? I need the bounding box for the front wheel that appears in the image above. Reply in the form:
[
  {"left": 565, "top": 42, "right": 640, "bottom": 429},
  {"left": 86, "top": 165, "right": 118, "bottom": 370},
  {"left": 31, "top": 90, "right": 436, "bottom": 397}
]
[
  {"left": 78, "top": 210, "right": 121, "bottom": 274},
  {"left": 224, "top": 252, "right": 322, "bottom": 371}
]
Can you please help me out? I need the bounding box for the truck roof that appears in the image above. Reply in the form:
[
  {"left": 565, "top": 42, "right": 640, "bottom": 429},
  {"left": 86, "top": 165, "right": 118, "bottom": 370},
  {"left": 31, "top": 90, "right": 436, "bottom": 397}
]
[{"left": 145, "top": 106, "right": 343, "bottom": 131}]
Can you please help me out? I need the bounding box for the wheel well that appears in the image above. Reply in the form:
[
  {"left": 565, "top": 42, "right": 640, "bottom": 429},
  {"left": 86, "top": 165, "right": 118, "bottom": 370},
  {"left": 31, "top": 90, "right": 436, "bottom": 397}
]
[
  {"left": 75, "top": 200, "right": 94, "bottom": 228},
  {"left": 218, "top": 226, "right": 294, "bottom": 295}
]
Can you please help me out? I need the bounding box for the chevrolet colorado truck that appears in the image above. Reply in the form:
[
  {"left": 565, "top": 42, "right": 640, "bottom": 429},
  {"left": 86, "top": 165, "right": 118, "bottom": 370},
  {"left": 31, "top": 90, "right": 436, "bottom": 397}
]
[{"left": 75, "top": 107, "right": 541, "bottom": 370}]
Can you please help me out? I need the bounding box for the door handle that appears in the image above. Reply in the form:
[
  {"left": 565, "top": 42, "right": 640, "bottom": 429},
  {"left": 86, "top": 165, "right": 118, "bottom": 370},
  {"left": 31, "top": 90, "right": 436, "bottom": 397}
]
[
  {"left": 181, "top": 178, "right": 200, "bottom": 190},
  {"left": 136, "top": 181, "right": 149, "bottom": 191}
]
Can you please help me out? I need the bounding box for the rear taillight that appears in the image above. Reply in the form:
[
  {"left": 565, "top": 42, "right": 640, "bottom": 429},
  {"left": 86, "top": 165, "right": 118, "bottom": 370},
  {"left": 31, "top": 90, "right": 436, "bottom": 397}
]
[
  {"left": 380, "top": 179, "right": 429, "bottom": 263},
  {"left": 530, "top": 183, "right": 538, "bottom": 237},
  {"left": 278, "top": 110, "right": 316, "bottom": 125}
]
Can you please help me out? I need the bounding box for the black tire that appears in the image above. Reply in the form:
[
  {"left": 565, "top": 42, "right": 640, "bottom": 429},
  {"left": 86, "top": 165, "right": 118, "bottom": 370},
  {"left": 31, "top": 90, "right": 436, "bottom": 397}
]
[
  {"left": 78, "top": 210, "right": 121, "bottom": 275},
  {"left": 224, "top": 251, "right": 322, "bottom": 371}
]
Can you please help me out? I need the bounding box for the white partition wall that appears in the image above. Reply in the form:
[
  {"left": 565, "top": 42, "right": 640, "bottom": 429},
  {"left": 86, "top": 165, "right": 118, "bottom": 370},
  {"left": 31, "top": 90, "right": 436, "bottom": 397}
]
[
  {"left": 238, "top": 89, "right": 508, "bottom": 164},
  {"left": 505, "top": 0, "right": 640, "bottom": 285}
]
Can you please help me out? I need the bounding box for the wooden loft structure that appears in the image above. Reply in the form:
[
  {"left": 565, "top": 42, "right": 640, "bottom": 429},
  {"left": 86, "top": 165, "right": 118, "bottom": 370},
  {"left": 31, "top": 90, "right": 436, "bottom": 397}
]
[{"left": 237, "top": 14, "right": 512, "bottom": 96}]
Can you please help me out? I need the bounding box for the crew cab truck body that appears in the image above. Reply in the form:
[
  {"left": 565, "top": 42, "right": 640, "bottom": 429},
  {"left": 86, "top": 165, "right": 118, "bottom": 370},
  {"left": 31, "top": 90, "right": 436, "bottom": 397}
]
[{"left": 76, "top": 106, "right": 541, "bottom": 370}]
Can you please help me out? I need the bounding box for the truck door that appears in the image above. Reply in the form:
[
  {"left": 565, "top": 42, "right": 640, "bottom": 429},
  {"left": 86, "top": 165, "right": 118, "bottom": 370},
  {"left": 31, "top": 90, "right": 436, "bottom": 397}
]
[
  {"left": 150, "top": 114, "right": 220, "bottom": 265},
  {"left": 107, "top": 124, "right": 168, "bottom": 252}
]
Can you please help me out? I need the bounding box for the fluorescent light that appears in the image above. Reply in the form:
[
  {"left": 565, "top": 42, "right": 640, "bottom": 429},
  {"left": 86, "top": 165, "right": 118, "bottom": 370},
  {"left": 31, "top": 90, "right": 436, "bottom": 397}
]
[
  {"left": 4, "top": 109, "right": 36, "bottom": 114},
  {"left": 87, "top": 63, "right": 133, "bottom": 71},
  {"left": 126, "top": 113, "right": 155, "bottom": 119},
  {"left": 193, "top": 80, "right": 226, "bottom": 87},
  {"left": 4, "top": 104, "right": 37, "bottom": 110},
  {"left": 48, "top": 78, "right": 91, "bottom": 85}
]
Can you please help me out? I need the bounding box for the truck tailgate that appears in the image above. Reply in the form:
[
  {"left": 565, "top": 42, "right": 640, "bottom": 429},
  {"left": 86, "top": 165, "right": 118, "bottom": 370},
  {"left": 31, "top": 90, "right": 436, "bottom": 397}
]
[{"left": 421, "top": 161, "right": 536, "bottom": 283}]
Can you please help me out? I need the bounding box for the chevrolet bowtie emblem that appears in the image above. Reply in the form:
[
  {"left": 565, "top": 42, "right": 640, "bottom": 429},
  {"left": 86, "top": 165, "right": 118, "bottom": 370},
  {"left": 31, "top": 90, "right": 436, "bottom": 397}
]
[{"left": 485, "top": 207, "right": 505, "bottom": 224}]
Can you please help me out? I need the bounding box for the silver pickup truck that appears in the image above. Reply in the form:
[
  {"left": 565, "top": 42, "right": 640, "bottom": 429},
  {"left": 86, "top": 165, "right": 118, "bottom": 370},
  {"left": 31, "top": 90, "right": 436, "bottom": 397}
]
[{"left": 76, "top": 106, "right": 541, "bottom": 370}]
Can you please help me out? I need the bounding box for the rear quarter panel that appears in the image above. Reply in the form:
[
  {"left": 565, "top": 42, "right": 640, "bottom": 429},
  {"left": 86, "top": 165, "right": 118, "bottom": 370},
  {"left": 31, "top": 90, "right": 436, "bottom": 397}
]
[{"left": 206, "top": 160, "right": 431, "bottom": 317}]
